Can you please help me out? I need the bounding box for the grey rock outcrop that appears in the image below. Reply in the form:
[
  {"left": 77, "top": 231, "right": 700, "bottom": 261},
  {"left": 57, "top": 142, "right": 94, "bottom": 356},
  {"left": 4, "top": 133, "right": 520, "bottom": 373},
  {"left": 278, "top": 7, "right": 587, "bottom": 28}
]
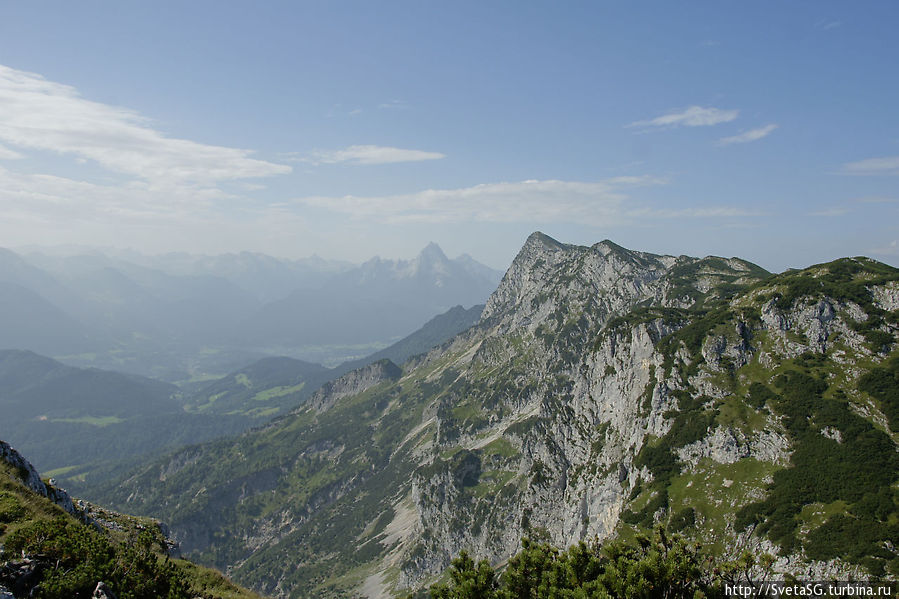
[
  {"left": 1, "top": 439, "right": 76, "bottom": 516},
  {"left": 308, "top": 359, "right": 402, "bottom": 412},
  {"left": 92, "top": 581, "right": 118, "bottom": 599}
]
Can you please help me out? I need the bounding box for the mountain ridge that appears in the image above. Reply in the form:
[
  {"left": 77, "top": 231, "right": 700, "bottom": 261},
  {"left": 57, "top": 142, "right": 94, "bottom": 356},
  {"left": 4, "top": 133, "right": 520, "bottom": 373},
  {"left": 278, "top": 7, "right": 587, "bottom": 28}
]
[{"left": 87, "top": 234, "right": 899, "bottom": 597}]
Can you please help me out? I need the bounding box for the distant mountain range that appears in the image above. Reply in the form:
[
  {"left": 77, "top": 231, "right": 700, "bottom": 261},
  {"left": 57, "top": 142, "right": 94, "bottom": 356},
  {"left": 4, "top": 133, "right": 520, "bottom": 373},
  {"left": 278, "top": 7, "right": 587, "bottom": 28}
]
[
  {"left": 234, "top": 243, "right": 499, "bottom": 348},
  {"left": 0, "top": 244, "right": 502, "bottom": 379}
]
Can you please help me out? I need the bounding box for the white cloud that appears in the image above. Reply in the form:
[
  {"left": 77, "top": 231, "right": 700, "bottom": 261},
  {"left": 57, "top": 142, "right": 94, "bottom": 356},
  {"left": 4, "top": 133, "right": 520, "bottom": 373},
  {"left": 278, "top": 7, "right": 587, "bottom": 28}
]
[
  {"left": 809, "top": 206, "right": 850, "bottom": 217},
  {"left": 842, "top": 156, "right": 899, "bottom": 176},
  {"left": 0, "top": 64, "right": 291, "bottom": 184},
  {"left": 300, "top": 145, "right": 446, "bottom": 165},
  {"left": 718, "top": 124, "right": 778, "bottom": 146},
  {"left": 628, "top": 106, "right": 739, "bottom": 129},
  {"left": 815, "top": 20, "right": 842, "bottom": 31},
  {"left": 638, "top": 206, "right": 766, "bottom": 218},
  {"left": 0, "top": 163, "right": 315, "bottom": 255},
  {"left": 0, "top": 143, "right": 23, "bottom": 159},
  {"left": 294, "top": 178, "right": 650, "bottom": 224},
  {"left": 0, "top": 164, "right": 222, "bottom": 223},
  {"left": 378, "top": 100, "right": 408, "bottom": 110},
  {"left": 291, "top": 177, "right": 754, "bottom": 225}
]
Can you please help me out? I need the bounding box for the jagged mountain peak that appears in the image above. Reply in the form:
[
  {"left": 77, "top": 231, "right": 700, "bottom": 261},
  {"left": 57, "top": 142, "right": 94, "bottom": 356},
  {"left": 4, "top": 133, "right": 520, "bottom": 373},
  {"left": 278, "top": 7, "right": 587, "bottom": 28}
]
[
  {"left": 524, "top": 231, "right": 566, "bottom": 250},
  {"left": 483, "top": 235, "right": 770, "bottom": 332},
  {"left": 418, "top": 241, "right": 448, "bottom": 261},
  {"left": 412, "top": 242, "right": 451, "bottom": 279},
  {"left": 484, "top": 236, "right": 667, "bottom": 325}
]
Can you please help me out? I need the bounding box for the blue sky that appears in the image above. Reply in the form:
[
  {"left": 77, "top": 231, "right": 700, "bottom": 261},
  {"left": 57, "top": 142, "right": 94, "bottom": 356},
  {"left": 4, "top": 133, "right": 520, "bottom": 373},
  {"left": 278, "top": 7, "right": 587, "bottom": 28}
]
[{"left": 0, "top": 1, "right": 897, "bottom": 271}]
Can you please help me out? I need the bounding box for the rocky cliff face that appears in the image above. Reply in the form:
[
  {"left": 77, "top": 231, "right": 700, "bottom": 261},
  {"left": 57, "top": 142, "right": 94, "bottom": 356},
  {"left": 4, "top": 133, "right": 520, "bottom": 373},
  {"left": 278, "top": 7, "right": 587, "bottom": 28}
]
[
  {"left": 397, "top": 235, "right": 780, "bottom": 586},
  {"left": 308, "top": 359, "right": 402, "bottom": 412},
  {"left": 1, "top": 440, "right": 77, "bottom": 516},
  {"left": 398, "top": 244, "right": 897, "bottom": 588},
  {"left": 96, "top": 234, "right": 899, "bottom": 598}
]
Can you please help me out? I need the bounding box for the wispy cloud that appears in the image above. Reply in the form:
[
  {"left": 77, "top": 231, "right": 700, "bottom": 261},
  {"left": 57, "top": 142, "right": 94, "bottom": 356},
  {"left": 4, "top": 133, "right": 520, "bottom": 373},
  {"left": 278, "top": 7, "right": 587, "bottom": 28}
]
[
  {"left": 638, "top": 206, "right": 766, "bottom": 218},
  {"left": 718, "top": 124, "right": 778, "bottom": 146},
  {"left": 842, "top": 156, "right": 899, "bottom": 176},
  {"left": 294, "top": 178, "right": 653, "bottom": 224},
  {"left": 628, "top": 106, "right": 739, "bottom": 129},
  {"left": 815, "top": 19, "right": 842, "bottom": 31},
  {"left": 0, "top": 143, "right": 23, "bottom": 160},
  {"left": 291, "top": 176, "right": 754, "bottom": 225},
  {"left": 809, "top": 206, "right": 850, "bottom": 217},
  {"left": 296, "top": 145, "right": 446, "bottom": 165},
  {"left": 378, "top": 100, "right": 409, "bottom": 110},
  {"left": 0, "top": 164, "right": 226, "bottom": 222},
  {"left": 0, "top": 64, "right": 291, "bottom": 185}
]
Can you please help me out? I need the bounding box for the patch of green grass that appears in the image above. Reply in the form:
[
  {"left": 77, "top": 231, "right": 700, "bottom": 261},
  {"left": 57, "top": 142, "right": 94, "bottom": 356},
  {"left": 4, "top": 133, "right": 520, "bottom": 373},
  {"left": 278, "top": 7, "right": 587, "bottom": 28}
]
[
  {"left": 42, "top": 464, "right": 83, "bottom": 478},
  {"left": 252, "top": 382, "right": 306, "bottom": 402},
  {"left": 482, "top": 438, "right": 518, "bottom": 458},
  {"left": 50, "top": 415, "right": 124, "bottom": 427},
  {"left": 798, "top": 500, "right": 850, "bottom": 531},
  {"left": 471, "top": 470, "right": 517, "bottom": 498},
  {"left": 239, "top": 406, "right": 280, "bottom": 418},
  {"left": 716, "top": 397, "right": 767, "bottom": 434},
  {"left": 667, "top": 458, "right": 777, "bottom": 553},
  {"left": 451, "top": 403, "right": 481, "bottom": 421}
]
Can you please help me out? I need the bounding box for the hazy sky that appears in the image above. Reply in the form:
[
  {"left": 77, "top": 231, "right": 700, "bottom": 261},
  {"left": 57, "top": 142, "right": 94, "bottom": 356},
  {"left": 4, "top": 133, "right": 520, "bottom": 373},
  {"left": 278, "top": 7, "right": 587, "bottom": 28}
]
[{"left": 0, "top": 1, "right": 897, "bottom": 271}]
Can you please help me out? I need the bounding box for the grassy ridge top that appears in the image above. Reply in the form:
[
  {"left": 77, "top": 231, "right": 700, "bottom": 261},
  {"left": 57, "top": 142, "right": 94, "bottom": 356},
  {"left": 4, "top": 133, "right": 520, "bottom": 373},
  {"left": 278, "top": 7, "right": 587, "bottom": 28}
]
[{"left": 1, "top": 447, "right": 262, "bottom": 599}]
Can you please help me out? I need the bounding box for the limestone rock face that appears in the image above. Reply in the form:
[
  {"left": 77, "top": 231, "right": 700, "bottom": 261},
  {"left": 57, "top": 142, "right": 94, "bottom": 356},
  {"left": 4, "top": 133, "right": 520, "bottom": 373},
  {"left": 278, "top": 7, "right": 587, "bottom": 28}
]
[
  {"left": 308, "top": 359, "right": 402, "bottom": 412},
  {"left": 396, "top": 240, "right": 895, "bottom": 589},
  {"left": 395, "top": 236, "right": 787, "bottom": 586},
  {"left": 92, "top": 581, "right": 118, "bottom": 599}
]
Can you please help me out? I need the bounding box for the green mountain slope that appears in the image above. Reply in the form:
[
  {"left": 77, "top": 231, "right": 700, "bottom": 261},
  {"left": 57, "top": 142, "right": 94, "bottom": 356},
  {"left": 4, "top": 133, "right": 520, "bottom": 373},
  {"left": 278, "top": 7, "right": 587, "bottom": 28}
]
[
  {"left": 184, "top": 305, "right": 484, "bottom": 421},
  {"left": 0, "top": 439, "right": 262, "bottom": 598},
  {"left": 0, "top": 351, "right": 249, "bottom": 482},
  {"left": 184, "top": 357, "right": 332, "bottom": 419},
  {"left": 94, "top": 234, "right": 899, "bottom": 597},
  {"left": 0, "top": 303, "right": 482, "bottom": 495}
]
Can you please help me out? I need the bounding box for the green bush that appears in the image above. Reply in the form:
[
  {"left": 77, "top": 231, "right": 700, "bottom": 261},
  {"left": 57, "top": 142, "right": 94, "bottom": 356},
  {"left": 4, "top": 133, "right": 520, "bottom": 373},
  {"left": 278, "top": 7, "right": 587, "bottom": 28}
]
[
  {"left": 746, "top": 382, "right": 777, "bottom": 409},
  {"left": 5, "top": 517, "right": 189, "bottom": 599},
  {"left": 0, "top": 491, "right": 25, "bottom": 523},
  {"left": 858, "top": 356, "right": 899, "bottom": 430},
  {"left": 736, "top": 365, "right": 899, "bottom": 573},
  {"left": 428, "top": 528, "right": 755, "bottom": 599}
]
